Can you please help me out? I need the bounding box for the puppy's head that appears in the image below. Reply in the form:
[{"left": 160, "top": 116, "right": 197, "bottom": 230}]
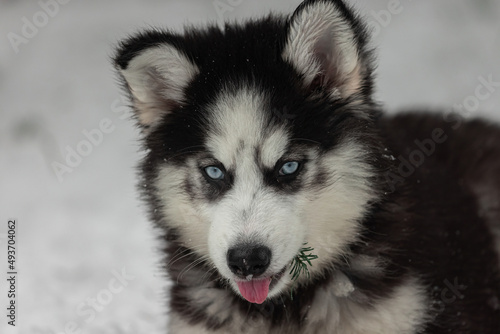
[{"left": 115, "top": 0, "right": 382, "bottom": 304}]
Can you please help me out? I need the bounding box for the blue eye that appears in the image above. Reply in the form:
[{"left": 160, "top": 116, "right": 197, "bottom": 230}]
[
  {"left": 204, "top": 166, "right": 224, "bottom": 180},
  {"left": 279, "top": 161, "right": 300, "bottom": 176}
]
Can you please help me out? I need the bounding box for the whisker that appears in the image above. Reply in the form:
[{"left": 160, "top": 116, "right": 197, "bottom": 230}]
[
  {"left": 290, "top": 138, "right": 322, "bottom": 146},
  {"left": 167, "top": 244, "right": 209, "bottom": 268},
  {"left": 177, "top": 255, "right": 211, "bottom": 282}
]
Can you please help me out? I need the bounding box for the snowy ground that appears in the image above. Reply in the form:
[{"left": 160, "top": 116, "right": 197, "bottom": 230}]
[{"left": 1, "top": 0, "right": 499, "bottom": 333}]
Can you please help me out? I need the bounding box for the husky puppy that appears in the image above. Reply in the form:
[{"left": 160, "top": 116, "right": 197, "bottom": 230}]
[{"left": 114, "top": 0, "right": 500, "bottom": 332}]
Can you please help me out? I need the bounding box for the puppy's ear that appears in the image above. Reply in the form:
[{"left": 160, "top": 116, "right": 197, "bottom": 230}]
[
  {"left": 283, "top": 0, "right": 370, "bottom": 98},
  {"left": 114, "top": 32, "right": 199, "bottom": 130}
]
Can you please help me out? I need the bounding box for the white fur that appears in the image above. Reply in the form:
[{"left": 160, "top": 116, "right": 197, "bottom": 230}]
[
  {"left": 156, "top": 161, "right": 211, "bottom": 258},
  {"left": 300, "top": 141, "right": 377, "bottom": 280},
  {"left": 304, "top": 277, "right": 428, "bottom": 334},
  {"left": 120, "top": 45, "right": 199, "bottom": 127},
  {"left": 168, "top": 313, "right": 213, "bottom": 334},
  {"left": 283, "top": 1, "right": 362, "bottom": 97}
]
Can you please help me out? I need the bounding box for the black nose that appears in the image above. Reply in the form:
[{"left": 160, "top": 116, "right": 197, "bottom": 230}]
[{"left": 227, "top": 246, "right": 272, "bottom": 277}]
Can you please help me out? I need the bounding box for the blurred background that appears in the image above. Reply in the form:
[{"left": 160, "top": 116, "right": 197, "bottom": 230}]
[{"left": 1, "top": 0, "right": 499, "bottom": 333}]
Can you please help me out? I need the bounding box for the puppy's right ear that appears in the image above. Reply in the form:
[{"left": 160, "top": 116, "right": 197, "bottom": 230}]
[{"left": 114, "top": 32, "right": 199, "bottom": 130}]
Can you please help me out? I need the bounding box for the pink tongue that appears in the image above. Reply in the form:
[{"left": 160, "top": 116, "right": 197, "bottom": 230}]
[{"left": 236, "top": 278, "right": 271, "bottom": 304}]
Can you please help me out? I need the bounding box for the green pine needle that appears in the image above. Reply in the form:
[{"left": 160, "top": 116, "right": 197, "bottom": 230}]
[{"left": 289, "top": 243, "right": 318, "bottom": 300}]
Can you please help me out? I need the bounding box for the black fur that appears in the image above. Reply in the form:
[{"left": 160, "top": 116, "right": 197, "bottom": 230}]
[{"left": 114, "top": 0, "right": 500, "bottom": 332}]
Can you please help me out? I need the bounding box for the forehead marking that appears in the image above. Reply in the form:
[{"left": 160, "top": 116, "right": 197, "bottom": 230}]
[{"left": 206, "top": 88, "right": 290, "bottom": 169}]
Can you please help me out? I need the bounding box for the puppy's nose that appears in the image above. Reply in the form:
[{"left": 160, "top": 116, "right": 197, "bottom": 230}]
[{"left": 227, "top": 245, "right": 271, "bottom": 277}]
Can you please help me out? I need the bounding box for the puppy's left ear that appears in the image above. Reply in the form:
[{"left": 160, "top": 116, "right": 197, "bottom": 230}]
[{"left": 283, "top": 0, "right": 371, "bottom": 98}]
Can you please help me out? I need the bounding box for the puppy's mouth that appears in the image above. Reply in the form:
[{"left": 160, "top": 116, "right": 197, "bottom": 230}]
[{"left": 234, "top": 266, "right": 287, "bottom": 304}]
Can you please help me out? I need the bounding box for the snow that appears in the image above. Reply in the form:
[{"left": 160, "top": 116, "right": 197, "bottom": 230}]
[{"left": 0, "top": 0, "right": 499, "bottom": 333}]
